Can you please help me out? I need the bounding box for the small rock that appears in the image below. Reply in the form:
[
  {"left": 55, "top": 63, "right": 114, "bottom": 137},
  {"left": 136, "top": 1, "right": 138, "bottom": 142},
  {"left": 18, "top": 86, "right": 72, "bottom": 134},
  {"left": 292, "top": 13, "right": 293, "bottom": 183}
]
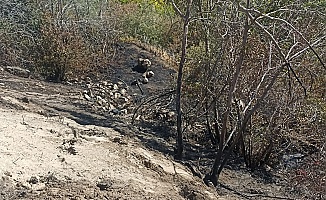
[
  {"left": 28, "top": 176, "right": 39, "bottom": 184},
  {"left": 83, "top": 94, "right": 92, "bottom": 101},
  {"left": 20, "top": 182, "right": 32, "bottom": 190},
  {"left": 97, "top": 181, "right": 111, "bottom": 191},
  {"left": 142, "top": 77, "right": 149, "bottom": 84},
  {"left": 146, "top": 71, "right": 154, "bottom": 78},
  {"left": 114, "top": 93, "right": 121, "bottom": 99},
  {"left": 113, "top": 84, "right": 119, "bottom": 90},
  {"left": 120, "top": 89, "right": 127, "bottom": 95},
  {"left": 111, "top": 109, "right": 120, "bottom": 115},
  {"left": 32, "top": 183, "right": 46, "bottom": 191}
]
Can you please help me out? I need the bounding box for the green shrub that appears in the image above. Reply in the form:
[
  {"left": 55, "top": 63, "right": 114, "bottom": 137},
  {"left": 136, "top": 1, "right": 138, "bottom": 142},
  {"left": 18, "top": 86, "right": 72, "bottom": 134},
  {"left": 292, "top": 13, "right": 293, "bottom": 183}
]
[{"left": 119, "top": 0, "right": 175, "bottom": 47}]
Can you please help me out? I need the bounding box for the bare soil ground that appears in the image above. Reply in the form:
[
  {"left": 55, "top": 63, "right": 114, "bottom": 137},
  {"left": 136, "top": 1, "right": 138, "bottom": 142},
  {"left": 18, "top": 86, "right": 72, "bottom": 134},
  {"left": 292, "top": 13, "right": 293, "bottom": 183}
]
[
  {"left": 0, "top": 42, "right": 324, "bottom": 200},
  {"left": 0, "top": 70, "right": 219, "bottom": 200}
]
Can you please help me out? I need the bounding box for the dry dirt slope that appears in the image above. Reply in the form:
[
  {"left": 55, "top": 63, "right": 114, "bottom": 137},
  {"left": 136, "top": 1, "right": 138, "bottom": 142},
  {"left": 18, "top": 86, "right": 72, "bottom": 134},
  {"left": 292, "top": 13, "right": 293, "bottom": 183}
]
[
  {"left": 1, "top": 42, "right": 318, "bottom": 200},
  {"left": 0, "top": 68, "right": 223, "bottom": 199}
]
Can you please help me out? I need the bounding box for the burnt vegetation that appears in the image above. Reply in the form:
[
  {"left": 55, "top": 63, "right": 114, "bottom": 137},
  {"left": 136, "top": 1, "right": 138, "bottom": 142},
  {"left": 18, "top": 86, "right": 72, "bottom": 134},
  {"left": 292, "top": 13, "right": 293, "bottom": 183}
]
[{"left": 1, "top": 0, "right": 325, "bottom": 199}]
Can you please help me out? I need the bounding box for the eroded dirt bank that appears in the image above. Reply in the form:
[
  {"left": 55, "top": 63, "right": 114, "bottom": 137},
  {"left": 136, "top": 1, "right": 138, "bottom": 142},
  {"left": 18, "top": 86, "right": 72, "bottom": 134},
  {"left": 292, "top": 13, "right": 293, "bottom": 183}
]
[{"left": 0, "top": 66, "right": 220, "bottom": 199}]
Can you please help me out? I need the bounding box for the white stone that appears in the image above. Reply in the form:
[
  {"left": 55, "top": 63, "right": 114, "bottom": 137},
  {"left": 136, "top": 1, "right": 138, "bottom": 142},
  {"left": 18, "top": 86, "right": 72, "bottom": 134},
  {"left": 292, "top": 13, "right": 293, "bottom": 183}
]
[
  {"left": 84, "top": 94, "right": 91, "bottom": 101},
  {"left": 142, "top": 78, "right": 149, "bottom": 84},
  {"left": 114, "top": 93, "right": 121, "bottom": 99},
  {"left": 147, "top": 71, "right": 154, "bottom": 78},
  {"left": 113, "top": 84, "right": 119, "bottom": 90},
  {"left": 32, "top": 183, "right": 46, "bottom": 191},
  {"left": 120, "top": 89, "right": 127, "bottom": 95}
]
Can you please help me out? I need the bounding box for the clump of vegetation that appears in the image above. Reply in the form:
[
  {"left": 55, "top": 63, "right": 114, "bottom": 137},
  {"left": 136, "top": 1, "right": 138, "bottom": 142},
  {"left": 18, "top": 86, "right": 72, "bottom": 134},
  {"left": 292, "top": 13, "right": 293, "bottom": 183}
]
[
  {"left": 1, "top": 0, "right": 120, "bottom": 81},
  {"left": 118, "top": 0, "right": 178, "bottom": 48},
  {"left": 32, "top": 14, "right": 91, "bottom": 81}
]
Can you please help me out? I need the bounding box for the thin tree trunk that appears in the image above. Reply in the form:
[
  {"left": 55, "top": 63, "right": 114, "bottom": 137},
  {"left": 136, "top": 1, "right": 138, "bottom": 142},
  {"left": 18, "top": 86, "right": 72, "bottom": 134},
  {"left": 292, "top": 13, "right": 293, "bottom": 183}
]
[{"left": 175, "top": 0, "right": 192, "bottom": 159}]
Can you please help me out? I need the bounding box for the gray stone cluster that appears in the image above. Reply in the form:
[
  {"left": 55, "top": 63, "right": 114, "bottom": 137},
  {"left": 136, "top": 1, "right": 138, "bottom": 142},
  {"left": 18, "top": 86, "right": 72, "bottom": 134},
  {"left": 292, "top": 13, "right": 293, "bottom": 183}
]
[{"left": 82, "top": 80, "right": 132, "bottom": 115}]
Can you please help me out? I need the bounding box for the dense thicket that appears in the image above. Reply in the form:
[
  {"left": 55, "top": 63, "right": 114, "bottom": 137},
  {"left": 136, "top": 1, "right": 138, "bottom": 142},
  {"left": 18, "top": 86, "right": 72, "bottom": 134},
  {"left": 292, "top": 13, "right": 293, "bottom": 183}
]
[{"left": 170, "top": 0, "right": 325, "bottom": 186}]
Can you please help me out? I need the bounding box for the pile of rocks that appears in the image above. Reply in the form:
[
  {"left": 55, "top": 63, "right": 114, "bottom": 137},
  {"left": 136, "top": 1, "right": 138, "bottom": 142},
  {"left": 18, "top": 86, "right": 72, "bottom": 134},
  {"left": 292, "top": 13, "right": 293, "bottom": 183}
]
[
  {"left": 82, "top": 80, "right": 132, "bottom": 115},
  {"left": 81, "top": 58, "right": 156, "bottom": 115}
]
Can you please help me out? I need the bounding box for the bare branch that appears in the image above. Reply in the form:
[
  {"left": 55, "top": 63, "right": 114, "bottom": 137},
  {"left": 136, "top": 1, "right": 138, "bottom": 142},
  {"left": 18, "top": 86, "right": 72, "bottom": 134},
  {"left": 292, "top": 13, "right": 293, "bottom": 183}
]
[
  {"left": 241, "top": 6, "right": 325, "bottom": 70},
  {"left": 239, "top": 5, "right": 287, "bottom": 63},
  {"left": 289, "top": 35, "right": 326, "bottom": 61},
  {"left": 287, "top": 63, "right": 307, "bottom": 96},
  {"left": 169, "top": 0, "right": 185, "bottom": 19}
]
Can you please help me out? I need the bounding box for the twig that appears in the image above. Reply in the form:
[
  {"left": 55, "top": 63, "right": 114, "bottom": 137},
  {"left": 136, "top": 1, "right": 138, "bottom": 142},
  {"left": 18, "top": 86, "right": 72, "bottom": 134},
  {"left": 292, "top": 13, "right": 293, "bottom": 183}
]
[
  {"left": 240, "top": 5, "right": 325, "bottom": 70},
  {"left": 117, "top": 78, "right": 129, "bottom": 89},
  {"left": 136, "top": 81, "right": 144, "bottom": 95}
]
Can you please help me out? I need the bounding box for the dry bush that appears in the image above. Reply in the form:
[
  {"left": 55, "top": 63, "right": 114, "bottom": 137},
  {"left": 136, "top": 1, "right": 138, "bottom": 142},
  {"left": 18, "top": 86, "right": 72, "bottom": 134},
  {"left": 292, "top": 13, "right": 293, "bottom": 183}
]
[
  {"left": 0, "top": 0, "right": 38, "bottom": 68},
  {"left": 32, "top": 14, "right": 91, "bottom": 81},
  {"left": 1, "top": 0, "right": 121, "bottom": 81},
  {"left": 176, "top": 1, "right": 325, "bottom": 179}
]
